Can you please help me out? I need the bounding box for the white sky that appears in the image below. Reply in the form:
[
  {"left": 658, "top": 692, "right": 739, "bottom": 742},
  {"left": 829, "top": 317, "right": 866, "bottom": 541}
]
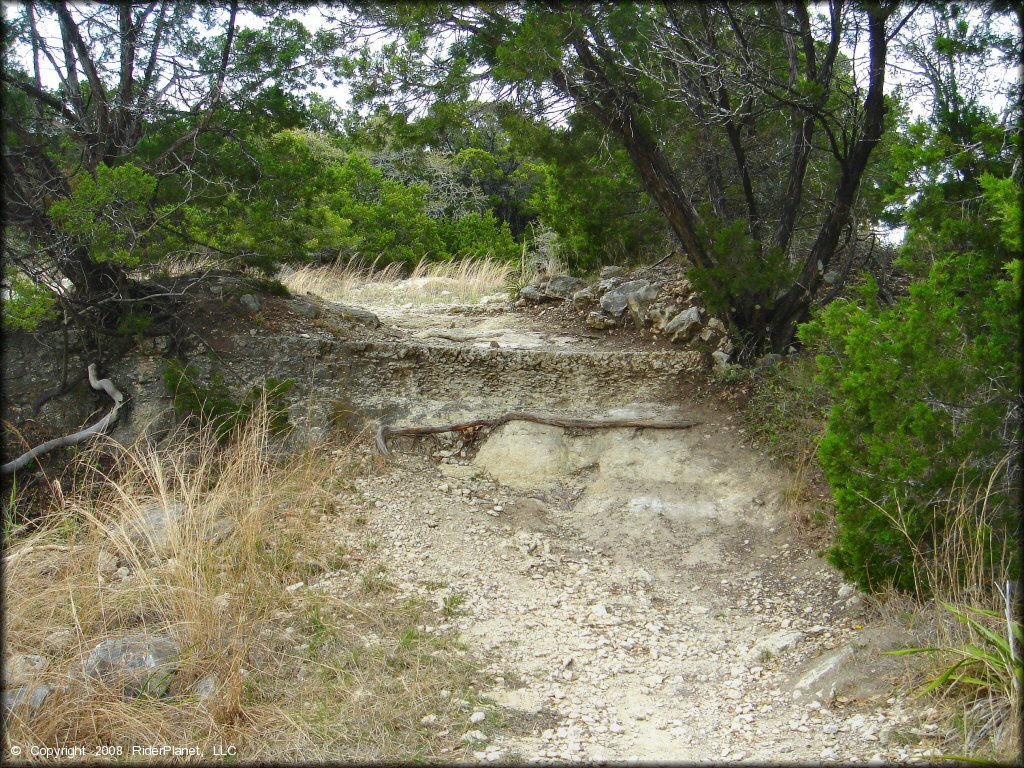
[{"left": 4, "top": 3, "right": 1015, "bottom": 122}]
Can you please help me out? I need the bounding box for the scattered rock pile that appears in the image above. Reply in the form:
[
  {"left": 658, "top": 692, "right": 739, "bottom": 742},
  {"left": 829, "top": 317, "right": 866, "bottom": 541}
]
[{"left": 516, "top": 264, "right": 736, "bottom": 369}]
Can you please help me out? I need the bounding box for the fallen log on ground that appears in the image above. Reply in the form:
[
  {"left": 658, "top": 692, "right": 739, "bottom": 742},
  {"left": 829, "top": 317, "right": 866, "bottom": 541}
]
[
  {"left": 2, "top": 364, "right": 123, "bottom": 476},
  {"left": 375, "top": 411, "right": 702, "bottom": 455}
]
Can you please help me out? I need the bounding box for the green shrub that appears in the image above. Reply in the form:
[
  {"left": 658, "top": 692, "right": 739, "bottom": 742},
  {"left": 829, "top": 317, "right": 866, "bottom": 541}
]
[
  {"left": 520, "top": 119, "right": 666, "bottom": 271},
  {"left": 2, "top": 268, "right": 58, "bottom": 331},
  {"left": 800, "top": 177, "right": 1021, "bottom": 593},
  {"left": 197, "top": 130, "right": 522, "bottom": 270},
  {"left": 49, "top": 163, "right": 158, "bottom": 268},
  {"left": 437, "top": 210, "right": 518, "bottom": 261},
  {"left": 115, "top": 311, "right": 155, "bottom": 337},
  {"left": 688, "top": 220, "right": 796, "bottom": 316},
  {"left": 162, "top": 361, "right": 294, "bottom": 442}
]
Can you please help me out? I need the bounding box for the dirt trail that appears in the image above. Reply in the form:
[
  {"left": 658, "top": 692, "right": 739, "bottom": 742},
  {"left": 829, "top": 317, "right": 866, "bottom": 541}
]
[{"left": 327, "top": 298, "right": 937, "bottom": 763}]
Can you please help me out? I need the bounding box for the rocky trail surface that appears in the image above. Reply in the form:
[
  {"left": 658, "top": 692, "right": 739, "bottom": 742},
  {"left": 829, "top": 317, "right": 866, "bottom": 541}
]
[{"left": 320, "top": 296, "right": 939, "bottom": 764}]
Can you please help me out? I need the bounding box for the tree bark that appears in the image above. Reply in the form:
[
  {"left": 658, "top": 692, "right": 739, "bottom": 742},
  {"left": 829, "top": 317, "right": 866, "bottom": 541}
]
[
  {"left": 556, "top": 32, "right": 713, "bottom": 269},
  {"left": 764, "top": 5, "right": 891, "bottom": 352}
]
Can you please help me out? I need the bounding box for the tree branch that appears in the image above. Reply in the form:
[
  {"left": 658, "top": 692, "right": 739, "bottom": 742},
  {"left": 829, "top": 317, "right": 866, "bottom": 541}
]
[
  {"left": 375, "top": 412, "right": 702, "bottom": 455},
  {"left": 151, "top": 0, "right": 238, "bottom": 168},
  {"left": 2, "top": 365, "right": 123, "bottom": 476},
  {"left": 1, "top": 73, "right": 82, "bottom": 126},
  {"left": 54, "top": 2, "right": 110, "bottom": 156}
]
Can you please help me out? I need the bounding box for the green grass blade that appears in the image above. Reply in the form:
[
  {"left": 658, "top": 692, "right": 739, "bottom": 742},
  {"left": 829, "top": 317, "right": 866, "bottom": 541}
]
[
  {"left": 885, "top": 647, "right": 943, "bottom": 656},
  {"left": 919, "top": 658, "right": 971, "bottom": 695},
  {"left": 938, "top": 754, "right": 1009, "bottom": 766}
]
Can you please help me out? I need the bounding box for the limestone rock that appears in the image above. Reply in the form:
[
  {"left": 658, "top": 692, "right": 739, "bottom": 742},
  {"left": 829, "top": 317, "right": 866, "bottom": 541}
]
[
  {"left": 333, "top": 304, "right": 380, "bottom": 328},
  {"left": 712, "top": 350, "right": 731, "bottom": 371},
  {"left": 600, "top": 265, "right": 626, "bottom": 278},
  {"left": 518, "top": 285, "right": 546, "bottom": 304},
  {"left": 788, "top": 645, "right": 856, "bottom": 700},
  {"left": 82, "top": 633, "right": 180, "bottom": 698},
  {"left": 649, "top": 306, "right": 671, "bottom": 330},
  {"left": 291, "top": 299, "right": 321, "bottom": 319},
  {"left": 601, "top": 280, "right": 656, "bottom": 318},
  {"left": 746, "top": 630, "right": 805, "bottom": 661},
  {"left": 204, "top": 516, "right": 236, "bottom": 545},
  {"left": 124, "top": 500, "right": 186, "bottom": 556},
  {"left": 97, "top": 549, "right": 118, "bottom": 576},
  {"left": 2, "top": 685, "right": 51, "bottom": 718},
  {"left": 193, "top": 674, "right": 219, "bottom": 703},
  {"left": 126, "top": 501, "right": 184, "bottom": 556},
  {"left": 664, "top": 307, "right": 702, "bottom": 343},
  {"left": 545, "top": 275, "right": 586, "bottom": 300},
  {"left": 7, "top": 654, "right": 49, "bottom": 685},
  {"left": 572, "top": 285, "right": 600, "bottom": 309},
  {"left": 239, "top": 294, "right": 261, "bottom": 313},
  {"left": 626, "top": 283, "right": 661, "bottom": 327},
  {"left": 584, "top": 311, "right": 618, "bottom": 331},
  {"left": 43, "top": 630, "right": 75, "bottom": 654}
]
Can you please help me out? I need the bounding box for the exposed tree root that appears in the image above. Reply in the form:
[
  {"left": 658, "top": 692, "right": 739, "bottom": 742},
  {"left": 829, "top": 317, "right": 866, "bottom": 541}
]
[
  {"left": 2, "top": 365, "right": 123, "bottom": 476},
  {"left": 375, "top": 411, "right": 701, "bottom": 455}
]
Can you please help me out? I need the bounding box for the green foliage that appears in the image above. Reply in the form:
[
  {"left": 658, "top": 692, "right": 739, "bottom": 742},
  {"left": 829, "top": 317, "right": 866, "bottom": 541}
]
[
  {"left": 688, "top": 221, "right": 796, "bottom": 315},
  {"left": 49, "top": 163, "right": 158, "bottom": 267},
  {"left": 180, "top": 129, "right": 520, "bottom": 270},
  {"left": 887, "top": 602, "right": 1023, "bottom": 706},
  {"left": 2, "top": 268, "right": 58, "bottom": 331},
  {"left": 162, "top": 361, "right": 294, "bottom": 443},
  {"left": 115, "top": 311, "right": 155, "bottom": 338},
  {"left": 452, "top": 144, "right": 543, "bottom": 238},
  {"left": 437, "top": 210, "right": 517, "bottom": 260},
  {"left": 519, "top": 118, "right": 665, "bottom": 271},
  {"left": 979, "top": 174, "right": 1023, "bottom": 254},
  {"left": 247, "top": 276, "right": 291, "bottom": 298},
  {"left": 800, "top": 177, "right": 1022, "bottom": 593},
  {"left": 441, "top": 592, "right": 466, "bottom": 618}
]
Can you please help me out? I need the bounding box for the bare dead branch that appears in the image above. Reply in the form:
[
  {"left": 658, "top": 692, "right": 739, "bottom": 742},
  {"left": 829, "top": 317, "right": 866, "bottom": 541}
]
[{"left": 1, "top": 365, "right": 123, "bottom": 476}]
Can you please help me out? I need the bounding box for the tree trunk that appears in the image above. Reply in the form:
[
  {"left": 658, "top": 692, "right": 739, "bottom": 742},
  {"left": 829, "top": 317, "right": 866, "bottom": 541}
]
[
  {"left": 613, "top": 111, "right": 712, "bottom": 269},
  {"left": 762, "top": 5, "right": 891, "bottom": 353},
  {"left": 559, "top": 33, "right": 713, "bottom": 270}
]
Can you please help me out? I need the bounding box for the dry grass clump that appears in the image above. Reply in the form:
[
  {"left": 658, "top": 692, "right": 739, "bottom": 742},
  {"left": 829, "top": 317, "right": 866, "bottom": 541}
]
[
  {"left": 2, "top": 407, "right": 483, "bottom": 761},
  {"left": 878, "top": 456, "right": 1021, "bottom": 762},
  {"left": 280, "top": 256, "right": 512, "bottom": 306}
]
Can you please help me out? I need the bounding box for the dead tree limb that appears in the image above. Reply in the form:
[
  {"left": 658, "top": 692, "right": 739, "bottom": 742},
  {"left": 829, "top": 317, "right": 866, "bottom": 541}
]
[
  {"left": 2, "top": 364, "right": 123, "bottom": 476},
  {"left": 375, "top": 412, "right": 702, "bottom": 455}
]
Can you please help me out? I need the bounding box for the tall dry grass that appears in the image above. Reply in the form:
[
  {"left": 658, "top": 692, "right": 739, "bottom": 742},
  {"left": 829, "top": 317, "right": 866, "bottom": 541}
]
[
  {"left": 878, "top": 455, "right": 1021, "bottom": 761},
  {"left": 2, "top": 405, "right": 482, "bottom": 761},
  {"left": 280, "top": 256, "right": 513, "bottom": 306}
]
